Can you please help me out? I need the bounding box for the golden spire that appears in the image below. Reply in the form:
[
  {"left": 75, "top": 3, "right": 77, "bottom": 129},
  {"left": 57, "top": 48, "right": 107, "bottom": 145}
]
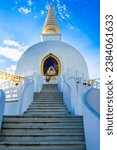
[{"left": 42, "top": 4, "right": 60, "bottom": 34}]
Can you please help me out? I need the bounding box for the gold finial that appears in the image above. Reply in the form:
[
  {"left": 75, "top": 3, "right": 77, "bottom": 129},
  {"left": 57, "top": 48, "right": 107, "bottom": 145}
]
[
  {"left": 42, "top": 3, "right": 60, "bottom": 34},
  {"left": 50, "top": 3, "right": 53, "bottom": 8}
]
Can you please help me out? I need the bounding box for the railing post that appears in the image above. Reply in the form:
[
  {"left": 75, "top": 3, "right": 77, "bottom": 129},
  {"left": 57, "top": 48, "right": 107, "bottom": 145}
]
[
  {"left": 0, "top": 89, "right": 6, "bottom": 129},
  {"left": 18, "top": 78, "right": 34, "bottom": 114}
]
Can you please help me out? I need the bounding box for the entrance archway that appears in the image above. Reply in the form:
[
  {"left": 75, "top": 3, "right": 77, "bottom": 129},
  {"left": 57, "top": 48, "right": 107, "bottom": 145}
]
[{"left": 41, "top": 53, "right": 61, "bottom": 76}]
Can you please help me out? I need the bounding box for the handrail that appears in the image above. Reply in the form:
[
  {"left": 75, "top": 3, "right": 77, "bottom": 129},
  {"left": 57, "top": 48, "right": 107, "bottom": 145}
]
[
  {"left": 83, "top": 88, "right": 100, "bottom": 118},
  {"left": 19, "top": 79, "right": 33, "bottom": 99},
  {"left": 18, "top": 78, "right": 34, "bottom": 114}
]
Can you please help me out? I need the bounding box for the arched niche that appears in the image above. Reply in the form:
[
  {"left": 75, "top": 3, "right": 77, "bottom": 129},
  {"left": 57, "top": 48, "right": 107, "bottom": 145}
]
[{"left": 41, "top": 53, "right": 61, "bottom": 76}]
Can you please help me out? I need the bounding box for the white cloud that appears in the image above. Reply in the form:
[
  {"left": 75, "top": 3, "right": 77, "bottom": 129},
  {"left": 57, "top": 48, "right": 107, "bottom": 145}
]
[
  {"left": 4, "top": 39, "right": 20, "bottom": 48},
  {"left": 43, "top": 1, "right": 71, "bottom": 21},
  {"left": 3, "top": 39, "right": 27, "bottom": 52},
  {"left": 0, "top": 39, "right": 28, "bottom": 61},
  {"left": 45, "top": 3, "right": 49, "bottom": 10},
  {"left": 65, "top": 13, "right": 70, "bottom": 18},
  {"left": 0, "top": 46, "right": 23, "bottom": 61},
  {"left": 6, "top": 65, "right": 16, "bottom": 74},
  {"left": 40, "top": 10, "right": 45, "bottom": 16},
  {"left": 27, "top": 0, "right": 32, "bottom": 6},
  {"left": 56, "top": 0, "right": 60, "bottom": 3},
  {"left": 18, "top": 7, "right": 31, "bottom": 15},
  {"left": 56, "top": 2, "right": 71, "bottom": 20}
]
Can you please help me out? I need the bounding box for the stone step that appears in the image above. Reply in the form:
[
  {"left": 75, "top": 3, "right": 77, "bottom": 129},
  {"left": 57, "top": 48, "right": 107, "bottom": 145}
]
[
  {"left": 3, "top": 117, "right": 83, "bottom": 123},
  {"left": 34, "top": 92, "right": 62, "bottom": 93},
  {"left": 31, "top": 102, "right": 66, "bottom": 106},
  {"left": 34, "top": 93, "right": 62, "bottom": 95},
  {"left": 24, "top": 109, "right": 68, "bottom": 112},
  {"left": 32, "top": 101, "right": 64, "bottom": 103},
  {"left": 1, "top": 133, "right": 85, "bottom": 141},
  {"left": 3, "top": 120, "right": 82, "bottom": 124},
  {"left": 34, "top": 96, "right": 63, "bottom": 98},
  {"left": 24, "top": 112, "right": 69, "bottom": 115},
  {"left": 0, "top": 140, "right": 86, "bottom": 150},
  {"left": 2, "top": 128, "right": 84, "bottom": 134},
  {"left": 2, "top": 125, "right": 83, "bottom": 129},
  {"left": 2, "top": 120, "right": 83, "bottom": 124},
  {"left": 0, "top": 146, "right": 86, "bottom": 150},
  {"left": 34, "top": 92, "right": 63, "bottom": 94},
  {"left": 1, "top": 132, "right": 84, "bottom": 136},
  {"left": 3, "top": 115, "right": 82, "bottom": 118},
  {"left": 33, "top": 99, "right": 63, "bottom": 102},
  {"left": 27, "top": 109, "right": 68, "bottom": 112},
  {"left": 31, "top": 102, "right": 64, "bottom": 104},
  {"left": 31, "top": 104, "right": 65, "bottom": 106},
  {"left": 30, "top": 104, "right": 65, "bottom": 107},
  {"left": 41, "top": 89, "right": 59, "bottom": 92},
  {"left": 41, "top": 87, "right": 59, "bottom": 90},
  {"left": 34, "top": 94, "right": 63, "bottom": 96},
  {"left": 0, "top": 132, "right": 84, "bottom": 137},
  {"left": 28, "top": 106, "right": 67, "bottom": 109},
  {"left": 3, "top": 115, "right": 83, "bottom": 118},
  {"left": 26, "top": 108, "right": 68, "bottom": 111},
  {"left": 2, "top": 123, "right": 83, "bottom": 128},
  {"left": 34, "top": 97, "right": 63, "bottom": 99},
  {"left": 34, "top": 94, "right": 62, "bottom": 95},
  {"left": 34, "top": 97, "right": 63, "bottom": 100},
  {"left": 34, "top": 94, "right": 63, "bottom": 97},
  {"left": 0, "top": 145, "right": 86, "bottom": 150},
  {"left": 0, "top": 141, "right": 86, "bottom": 149}
]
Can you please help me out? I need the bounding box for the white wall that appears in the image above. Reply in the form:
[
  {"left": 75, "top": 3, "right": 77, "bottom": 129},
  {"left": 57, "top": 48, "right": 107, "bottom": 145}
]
[
  {"left": 15, "top": 41, "right": 88, "bottom": 79},
  {"left": 4, "top": 100, "right": 19, "bottom": 115},
  {"left": 83, "top": 88, "right": 100, "bottom": 150}
]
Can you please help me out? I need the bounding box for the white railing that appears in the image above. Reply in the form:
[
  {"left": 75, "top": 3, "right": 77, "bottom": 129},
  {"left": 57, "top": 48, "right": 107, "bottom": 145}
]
[
  {"left": 92, "top": 79, "right": 100, "bottom": 89},
  {"left": 0, "top": 73, "right": 45, "bottom": 115},
  {"left": 0, "top": 81, "right": 20, "bottom": 101},
  {"left": 62, "top": 69, "right": 100, "bottom": 89},
  {"left": 0, "top": 77, "right": 35, "bottom": 115},
  {"left": 76, "top": 78, "right": 100, "bottom": 89},
  {"left": 57, "top": 74, "right": 100, "bottom": 116},
  {"left": 57, "top": 76, "right": 82, "bottom": 115},
  {"left": 57, "top": 74, "right": 100, "bottom": 150},
  {"left": 18, "top": 78, "right": 34, "bottom": 114}
]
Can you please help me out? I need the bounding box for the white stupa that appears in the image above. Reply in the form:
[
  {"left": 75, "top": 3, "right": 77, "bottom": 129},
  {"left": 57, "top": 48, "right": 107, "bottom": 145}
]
[
  {"left": 0, "top": 5, "right": 100, "bottom": 150},
  {"left": 15, "top": 4, "right": 89, "bottom": 80}
]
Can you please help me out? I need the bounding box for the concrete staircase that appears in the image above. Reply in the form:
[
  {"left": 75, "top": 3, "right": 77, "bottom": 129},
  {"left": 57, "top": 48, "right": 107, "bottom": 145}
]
[{"left": 0, "top": 84, "right": 86, "bottom": 150}]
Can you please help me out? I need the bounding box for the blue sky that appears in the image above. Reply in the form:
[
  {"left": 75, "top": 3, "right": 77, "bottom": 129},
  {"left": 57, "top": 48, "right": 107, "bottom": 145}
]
[{"left": 0, "top": 0, "right": 100, "bottom": 79}]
